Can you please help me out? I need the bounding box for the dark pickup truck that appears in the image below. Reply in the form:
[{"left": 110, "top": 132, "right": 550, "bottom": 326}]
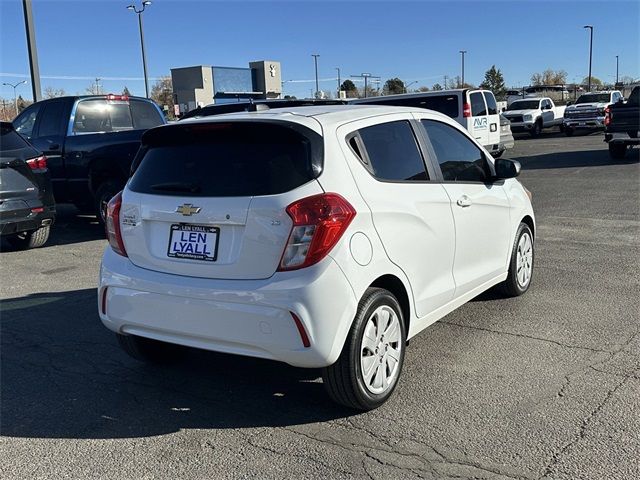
[
  {"left": 604, "top": 86, "right": 639, "bottom": 159},
  {"left": 12, "top": 94, "right": 165, "bottom": 219}
]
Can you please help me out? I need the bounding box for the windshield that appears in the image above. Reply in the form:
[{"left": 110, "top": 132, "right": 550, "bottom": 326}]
[
  {"left": 575, "top": 93, "right": 610, "bottom": 104},
  {"left": 507, "top": 100, "right": 540, "bottom": 111}
]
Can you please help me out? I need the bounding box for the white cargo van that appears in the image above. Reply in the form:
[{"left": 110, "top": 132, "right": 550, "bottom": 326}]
[{"left": 353, "top": 89, "right": 503, "bottom": 156}]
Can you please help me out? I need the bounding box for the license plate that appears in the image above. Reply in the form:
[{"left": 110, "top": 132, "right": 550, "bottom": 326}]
[{"left": 167, "top": 224, "right": 219, "bottom": 262}]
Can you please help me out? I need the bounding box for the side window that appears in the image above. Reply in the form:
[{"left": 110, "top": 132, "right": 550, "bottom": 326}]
[
  {"left": 421, "top": 120, "right": 490, "bottom": 183},
  {"left": 357, "top": 121, "right": 429, "bottom": 181},
  {"left": 470, "top": 92, "right": 487, "bottom": 116},
  {"left": 13, "top": 104, "right": 41, "bottom": 138},
  {"left": 36, "top": 102, "right": 66, "bottom": 138},
  {"left": 483, "top": 92, "right": 498, "bottom": 115},
  {"left": 131, "top": 100, "right": 164, "bottom": 129}
]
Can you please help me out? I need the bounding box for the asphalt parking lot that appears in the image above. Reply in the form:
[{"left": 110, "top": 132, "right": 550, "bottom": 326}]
[{"left": 1, "top": 131, "right": 639, "bottom": 480}]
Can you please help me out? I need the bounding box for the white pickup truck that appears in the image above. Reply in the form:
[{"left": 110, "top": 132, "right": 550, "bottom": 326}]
[
  {"left": 563, "top": 90, "right": 623, "bottom": 136},
  {"left": 502, "top": 97, "right": 566, "bottom": 136}
]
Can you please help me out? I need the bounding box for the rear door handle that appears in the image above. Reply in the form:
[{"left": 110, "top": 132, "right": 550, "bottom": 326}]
[{"left": 456, "top": 195, "right": 472, "bottom": 207}]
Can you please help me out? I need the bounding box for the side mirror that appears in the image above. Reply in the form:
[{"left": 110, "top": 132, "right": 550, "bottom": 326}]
[{"left": 494, "top": 158, "right": 521, "bottom": 179}]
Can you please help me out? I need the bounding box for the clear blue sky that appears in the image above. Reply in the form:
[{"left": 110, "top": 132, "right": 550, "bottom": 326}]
[{"left": 1, "top": 0, "right": 638, "bottom": 100}]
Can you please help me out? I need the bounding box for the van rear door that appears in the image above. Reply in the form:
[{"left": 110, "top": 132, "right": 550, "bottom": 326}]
[
  {"left": 468, "top": 90, "right": 490, "bottom": 148},
  {"left": 482, "top": 91, "right": 500, "bottom": 149}
]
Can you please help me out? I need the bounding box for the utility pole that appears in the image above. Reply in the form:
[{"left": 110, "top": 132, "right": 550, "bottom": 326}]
[
  {"left": 311, "top": 54, "right": 320, "bottom": 98},
  {"left": 351, "top": 73, "right": 375, "bottom": 98},
  {"left": 127, "top": 1, "right": 152, "bottom": 98},
  {"left": 22, "top": 0, "right": 41, "bottom": 101},
  {"left": 335, "top": 67, "right": 341, "bottom": 96},
  {"left": 583, "top": 25, "right": 593, "bottom": 92},
  {"left": 2, "top": 80, "right": 27, "bottom": 116},
  {"left": 615, "top": 55, "right": 619, "bottom": 84},
  {"left": 444, "top": 75, "right": 448, "bottom": 89},
  {"left": 94, "top": 78, "right": 102, "bottom": 95},
  {"left": 459, "top": 50, "right": 467, "bottom": 87}
]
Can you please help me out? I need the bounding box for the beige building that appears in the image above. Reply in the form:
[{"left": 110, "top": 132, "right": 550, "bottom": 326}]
[{"left": 171, "top": 61, "right": 282, "bottom": 114}]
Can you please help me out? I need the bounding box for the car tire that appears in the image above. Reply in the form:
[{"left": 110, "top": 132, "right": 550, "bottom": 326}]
[
  {"left": 322, "top": 287, "right": 406, "bottom": 411},
  {"left": 6, "top": 225, "right": 50, "bottom": 250},
  {"left": 529, "top": 120, "right": 542, "bottom": 137},
  {"left": 116, "top": 333, "right": 187, "bottom": 364},
  {"left": 559, "top": 123, "right": 565, "bottom": 133},
  {"left": 95, "top": 181, "right": 123, "bottom": 224},
  {"left": 501, "top": 223, "right": 534, "bottom": 297},
  {"left": 609, "top": 142, "right": 628, "bottom": 160},
  {"left": 492, "top": 150, "right": 504, "bottom": 159},
  {"left": 564, "top": 127, "right": 574, "bottom": 137}
]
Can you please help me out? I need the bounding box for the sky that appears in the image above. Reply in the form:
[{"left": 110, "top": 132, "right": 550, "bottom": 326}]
[{"left": 1, "top": 0, "right": 638, "bottom": 100}]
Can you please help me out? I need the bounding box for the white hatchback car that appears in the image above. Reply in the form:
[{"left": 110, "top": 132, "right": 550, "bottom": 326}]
[{"left": 99, "top": 105, "right": 535, "bottom": 410}]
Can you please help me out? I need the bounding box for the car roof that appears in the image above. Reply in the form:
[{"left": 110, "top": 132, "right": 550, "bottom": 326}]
[{"left": 177, "top": 104, "right": 444, "bottom": 132}]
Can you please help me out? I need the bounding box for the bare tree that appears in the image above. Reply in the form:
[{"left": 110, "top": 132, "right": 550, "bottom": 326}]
[
  {"left": 44, "top": 87, "right": 67, "bottom": 99},
  {"left": 531, "top": 69, "right": 567, "bottom": 86}
]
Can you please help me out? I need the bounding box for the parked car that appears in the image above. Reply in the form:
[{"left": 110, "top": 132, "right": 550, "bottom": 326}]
[
  {"left": 604, "top": 86, "right": 639, "bottom": 159},
  {"left": 98, "top": 105, "right": 535, "bottom": 410},
  {"left": 563, "top": 91, "right": 623, "bottom": 136},
  {"left": 12, "top": 94, "right": 166, "bottom": 221},
  {"left": 498, "top": 114, "right": 515, "bottom": 157},
  {"left": 351, "top": 89, "right": 504, "bottom": 158},
  {"left": 502, "top": 97, "right": 566, "bottom": 136},
  {"left": 0, "top": 122, "right": 55, "bottom": 249}
]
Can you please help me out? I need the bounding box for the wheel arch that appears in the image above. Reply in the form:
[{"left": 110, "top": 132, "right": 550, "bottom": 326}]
[
  {"left": 368, "top": 274, "right": 412, "bottom": 337},
  {"left": 521, "top": 214, "right": 535, "bottom": 239}
]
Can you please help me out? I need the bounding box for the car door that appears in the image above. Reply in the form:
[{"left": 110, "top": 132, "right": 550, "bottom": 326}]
[
  {"left": 337, "top": 116, "right": 456, "bottom": 318},
  {"left": 468, "top": 90, "right": 490, "bottom": 148},
  {"left": 541, "top": 99, "right": 554, "bottom": 126},
  {"left": 29, "top": 100, "right": 70, "bottom": 201},
  {"left": 419, "top": 118, "right": 511, "bottom": 297},
  {"left": 482, "top": 91, "right": 500, "bottom": 148}
]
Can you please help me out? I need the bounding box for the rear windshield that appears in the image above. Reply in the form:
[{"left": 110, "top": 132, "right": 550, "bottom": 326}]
[
  {"left": 507, "top": 100, "right": 541, "bottom": 110},
  {"left": 575, "top": 93, "right": 610, "bottom": 104},
  {"left": 129, "top": 122, "right": 322, "bottom": 197},
  {"left": 0, "top": 124, "right": 40, "bottom": 160},
  {"left": 72, "top": 99, "right": 164, "bottom": 134},
  {"left": 359, "top": 95, "right": 459, "bottom": 118}
]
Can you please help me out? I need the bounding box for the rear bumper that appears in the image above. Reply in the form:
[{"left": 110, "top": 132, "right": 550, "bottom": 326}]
[
  {"left": 0, "top": 205, "right": 55, "bottom": 236},
  {"left": 98, "top": 248, "right": 358, "bottom": 368}
]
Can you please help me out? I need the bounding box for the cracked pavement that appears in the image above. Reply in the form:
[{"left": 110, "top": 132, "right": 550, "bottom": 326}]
[{"left": 1, "top": 132, "right": 639, "bottom": 479}]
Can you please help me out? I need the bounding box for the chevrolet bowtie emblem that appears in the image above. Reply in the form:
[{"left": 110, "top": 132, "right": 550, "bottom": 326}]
[{"left": 176, "top": 204, "right": 201, "bottom": 216}]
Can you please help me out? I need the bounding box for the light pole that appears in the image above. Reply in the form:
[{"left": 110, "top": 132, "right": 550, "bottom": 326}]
[
  {"left": 351, "top": 73, "right": 372, "bottom": 98},
  {"left": 459, "top": 50, "right": 467, "bottom": 87},
  {"left": 615, "top": 55, "right": 619, "bottom": 84},
  {"left": 2, "top": 80, "right": 27, "bottom": 115},
  {"left": 583, "top": 25, "right": 593, "bottom": 92},
  {"left": 335, "top": 67, "right": 341, "bottom": 96},
  {"left": 127, "top": 1, "right": 152, "bottom": 98},
  {"left": 311, "top": 54, "right": 320, "bottom": 98}
]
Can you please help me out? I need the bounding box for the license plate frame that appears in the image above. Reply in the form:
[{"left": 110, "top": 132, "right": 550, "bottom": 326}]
[{"left": 167, "top": 223, "right": 220, "bottom": 262}]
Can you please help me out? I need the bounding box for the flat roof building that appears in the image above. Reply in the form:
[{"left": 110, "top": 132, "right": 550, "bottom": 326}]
[{"left": 171, "top": 60, "right": 282, "bottom": 114}]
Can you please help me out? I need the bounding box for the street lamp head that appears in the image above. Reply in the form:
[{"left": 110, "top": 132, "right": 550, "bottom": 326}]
[
  {"left": 583, "top": 25, "right": 592, "bottom": 29},
  {"left": 127, "top": 5, "right": 135, "bottom": 9},
  {"left": 143, "top": 1, "right": 152, "bottom": 6}
]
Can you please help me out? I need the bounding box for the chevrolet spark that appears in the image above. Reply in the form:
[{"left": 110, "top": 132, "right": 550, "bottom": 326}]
[{"left": 98, "top": 105, "right": 535, "bottom": 411}]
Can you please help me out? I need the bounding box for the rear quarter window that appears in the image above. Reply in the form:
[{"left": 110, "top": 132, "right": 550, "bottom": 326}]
[
  {"left": 73, "top": 99, "right": 163, "bottom": 134},
  {"left": 129, "top": 122, "right": 323, "bottom": 197}
]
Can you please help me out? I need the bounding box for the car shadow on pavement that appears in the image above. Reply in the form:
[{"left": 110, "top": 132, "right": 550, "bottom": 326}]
[
  {"left": 0, "top": 289, "right": 353, "bottom": 440},
  {"left": 511, "top": 146, "right": 639, "bottom": 169},
  {"left": 0, "top": 205, "right": 105, "bottom": 252}
]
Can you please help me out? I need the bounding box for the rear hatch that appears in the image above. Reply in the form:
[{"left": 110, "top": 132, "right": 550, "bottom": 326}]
[
  {"left": 122, "top": 120, "right": 324, "bottom": 280},
  {"left": 0, "top": 124, "right": 43, "bottom": 221}
]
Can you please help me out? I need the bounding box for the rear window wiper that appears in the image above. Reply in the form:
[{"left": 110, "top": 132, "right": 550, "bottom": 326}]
[{"left": 150, "top": 182, "right": 201, "bottom": 193}]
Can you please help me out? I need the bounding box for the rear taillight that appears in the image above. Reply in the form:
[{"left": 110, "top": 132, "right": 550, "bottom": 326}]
[
  {"left": 26, "top": 155, "right": 47, "bottom": 170},
  {"left": 105, "top": 191, "right": 127, "bottom": 257},
  {"left": 604, "top": 107, "right": 611, "bottom": 126},
  {"left": 105, "top": 93, "right": 129, "bottom": 101},
  {"left": 278, "top": 193, "right": 356, "bottom": 271},
  {"left": 463, "top": 102, "right": 472, "bottom": 118}
]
